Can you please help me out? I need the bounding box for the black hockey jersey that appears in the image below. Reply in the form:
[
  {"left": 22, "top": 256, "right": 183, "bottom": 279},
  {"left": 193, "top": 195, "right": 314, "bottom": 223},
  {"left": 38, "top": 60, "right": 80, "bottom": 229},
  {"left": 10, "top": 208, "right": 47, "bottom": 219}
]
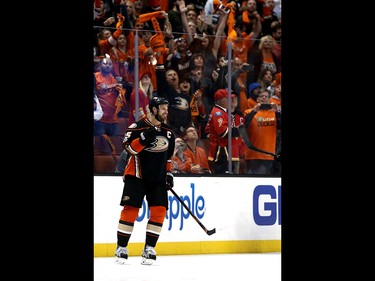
[{"left": 123, "top": 117, "right": 175, "bottom": 182}]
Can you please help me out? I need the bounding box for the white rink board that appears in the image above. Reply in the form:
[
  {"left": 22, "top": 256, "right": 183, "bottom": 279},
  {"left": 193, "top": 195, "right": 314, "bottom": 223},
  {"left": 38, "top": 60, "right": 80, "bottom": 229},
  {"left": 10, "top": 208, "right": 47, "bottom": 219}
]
[{"left": 94, "top": 176, "right": 281, "bottom": 243}]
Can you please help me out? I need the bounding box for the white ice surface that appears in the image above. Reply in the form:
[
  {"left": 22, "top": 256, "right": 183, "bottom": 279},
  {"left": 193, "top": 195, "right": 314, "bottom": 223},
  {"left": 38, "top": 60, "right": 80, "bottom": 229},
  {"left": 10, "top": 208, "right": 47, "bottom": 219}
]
[{"left": 94, "top": 253, "right": 281, "bottom": 281}]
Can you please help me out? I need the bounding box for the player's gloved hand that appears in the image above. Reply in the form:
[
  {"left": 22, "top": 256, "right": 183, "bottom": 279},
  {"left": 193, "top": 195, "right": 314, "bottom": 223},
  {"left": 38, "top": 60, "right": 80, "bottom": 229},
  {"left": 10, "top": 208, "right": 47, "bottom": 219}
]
[
  {"left": 166, "top": 172, "right": 174, "bottom": 189},
  {"left": 139, "top": 126, "right": 157, "bottom": 146},
  {"left": 231, "top": 127, "right": 240, "bottom": 137}
]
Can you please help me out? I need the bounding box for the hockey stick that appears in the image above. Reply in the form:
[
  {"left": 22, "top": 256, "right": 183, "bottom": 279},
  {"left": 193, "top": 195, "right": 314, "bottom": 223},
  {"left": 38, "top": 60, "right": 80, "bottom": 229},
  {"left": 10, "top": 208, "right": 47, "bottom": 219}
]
[
  {"left": 238, "top": 124, "right": 281, "bottom": 161},
  {"left": 168, "top": 188, "right": 216, "bottom": 236}
]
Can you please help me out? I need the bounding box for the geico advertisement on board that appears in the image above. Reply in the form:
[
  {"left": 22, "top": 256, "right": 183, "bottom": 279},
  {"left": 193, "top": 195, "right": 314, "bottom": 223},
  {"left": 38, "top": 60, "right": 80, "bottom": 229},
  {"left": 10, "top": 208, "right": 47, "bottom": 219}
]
[{"left": 94, "top": 176, "right": 281, "bottom": 243}]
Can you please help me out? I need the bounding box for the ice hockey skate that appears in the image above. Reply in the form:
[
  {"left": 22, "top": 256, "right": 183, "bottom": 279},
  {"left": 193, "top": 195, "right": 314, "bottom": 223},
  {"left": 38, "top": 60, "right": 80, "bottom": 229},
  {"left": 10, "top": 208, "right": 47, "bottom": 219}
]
[
  {"left": 115, "top": 246, "right": 128, "bottom": 264},
  {"left": 141, "top": 245, "right": 156, "bottom": 265}
]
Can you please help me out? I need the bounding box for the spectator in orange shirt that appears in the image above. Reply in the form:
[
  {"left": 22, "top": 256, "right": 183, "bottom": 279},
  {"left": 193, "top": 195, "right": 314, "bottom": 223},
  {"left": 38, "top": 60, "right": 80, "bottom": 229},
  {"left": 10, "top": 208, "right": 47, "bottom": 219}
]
[
  {"left": 96, "top": 13, "right": 125, "bottom": 56},
  {"left": 94, "top": 56, "right": 126, "bottom": 155},
  {"left": 171, "top": 137, "right": 192, "bottom": 173},
  {"left": 242, "top": 88, "right": 280, "bottom": 175},
  {"left": 245, "top": 82, "right": 261, "bottom": 111},
  {"left": 182, "top": 125, "right": 211, "bottom": 174},
  {"left": 108, "top": 33, "right": 135, "bottom": 96},
  {"left": 252, "top": 35, "right": 279, "bottom": 82}
]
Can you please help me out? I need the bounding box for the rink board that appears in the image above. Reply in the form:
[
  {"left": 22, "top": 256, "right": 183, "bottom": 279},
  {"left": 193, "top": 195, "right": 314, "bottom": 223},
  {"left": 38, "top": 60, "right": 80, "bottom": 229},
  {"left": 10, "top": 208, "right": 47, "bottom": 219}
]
[{"left": 94, "top": 176, "right": 281, "bottom": 256}]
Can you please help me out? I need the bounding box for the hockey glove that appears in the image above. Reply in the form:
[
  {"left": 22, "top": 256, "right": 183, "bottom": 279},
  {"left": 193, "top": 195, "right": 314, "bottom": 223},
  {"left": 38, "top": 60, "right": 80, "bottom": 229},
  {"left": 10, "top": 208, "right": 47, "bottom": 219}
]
[
  {"left": 139, "top": 126, "right": 157, "bottom": 146},
  {"left": 166, "top": 172, "right": 174, "bottom": 189}
]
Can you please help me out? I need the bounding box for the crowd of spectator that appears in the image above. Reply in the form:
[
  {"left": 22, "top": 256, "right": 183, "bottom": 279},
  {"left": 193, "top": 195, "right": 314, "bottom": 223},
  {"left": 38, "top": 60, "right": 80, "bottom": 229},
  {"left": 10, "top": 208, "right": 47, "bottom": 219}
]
[{"left": 93, "top": 0, "right": 282, "bottom": 176}]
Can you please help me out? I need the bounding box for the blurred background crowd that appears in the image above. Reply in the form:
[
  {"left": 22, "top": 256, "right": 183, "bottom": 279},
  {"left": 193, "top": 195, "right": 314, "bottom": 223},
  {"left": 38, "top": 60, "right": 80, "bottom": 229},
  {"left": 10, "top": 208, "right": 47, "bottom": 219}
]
[{"left": 93, "top": 0, "right": 282, "bottom": 176}]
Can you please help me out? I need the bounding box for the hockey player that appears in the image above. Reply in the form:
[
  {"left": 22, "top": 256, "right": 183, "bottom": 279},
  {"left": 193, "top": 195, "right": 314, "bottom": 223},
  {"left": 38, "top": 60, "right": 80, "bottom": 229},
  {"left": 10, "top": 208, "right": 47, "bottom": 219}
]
[{"left": 115, "top": 97, "right": 176, "bottom": 265}]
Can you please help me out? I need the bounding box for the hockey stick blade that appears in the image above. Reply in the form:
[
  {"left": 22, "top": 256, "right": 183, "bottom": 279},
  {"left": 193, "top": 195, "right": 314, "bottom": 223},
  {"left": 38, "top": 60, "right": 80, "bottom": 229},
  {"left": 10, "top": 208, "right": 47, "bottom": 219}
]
[
  {"left": 238, "top": 124, "right": 280, "bottom": 159},
  {"left": 206, "top": 228, "right": 216, "bottom": 235},
  {"left": 169, "top": 188, "right": 216, "bottom": 236}
]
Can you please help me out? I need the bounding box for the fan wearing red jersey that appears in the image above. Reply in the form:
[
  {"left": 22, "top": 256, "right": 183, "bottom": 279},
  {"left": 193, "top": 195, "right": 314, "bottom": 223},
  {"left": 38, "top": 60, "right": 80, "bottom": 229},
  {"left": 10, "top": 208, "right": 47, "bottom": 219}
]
[
  {"left": 115, "top": 97, "right": 176, "bottom": 266},
  {"left": 205, "top": 89, "right": 241, "bottom": 174}
]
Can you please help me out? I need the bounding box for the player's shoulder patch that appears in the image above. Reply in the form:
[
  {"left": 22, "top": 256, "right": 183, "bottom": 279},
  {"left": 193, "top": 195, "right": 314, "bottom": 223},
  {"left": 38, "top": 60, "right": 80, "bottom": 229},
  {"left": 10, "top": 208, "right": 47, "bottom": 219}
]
[
  {"left": 214, "top": 111, "right": 223, "bottom": 116},
  {"left": 129, "top": 123, "right": 137, "bottom": 128}
]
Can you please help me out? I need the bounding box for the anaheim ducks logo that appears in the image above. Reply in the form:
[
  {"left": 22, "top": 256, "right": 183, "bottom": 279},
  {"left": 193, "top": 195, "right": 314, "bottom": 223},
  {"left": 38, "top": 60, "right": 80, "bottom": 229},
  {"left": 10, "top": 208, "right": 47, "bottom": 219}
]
[
  {"left": 172, "top": 97, "right": 189, "bottom": 111},
  {"left": 145, "top": 136, "right": 169, "bottom": 152}
]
